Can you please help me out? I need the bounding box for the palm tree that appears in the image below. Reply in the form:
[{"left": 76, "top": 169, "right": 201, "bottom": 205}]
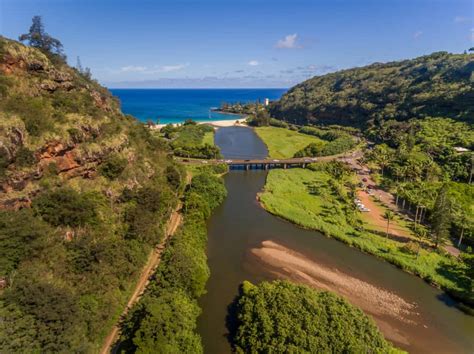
[{"left": 383, "top": 210, "right": 395, "bottom": 238}]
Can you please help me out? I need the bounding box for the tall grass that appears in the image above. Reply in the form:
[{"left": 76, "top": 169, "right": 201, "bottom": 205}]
[{"left": 260, "top": 169, "right": 471, "bottom": 304}]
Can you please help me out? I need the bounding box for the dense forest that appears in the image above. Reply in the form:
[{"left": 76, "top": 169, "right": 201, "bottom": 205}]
[
  {"left": 270, "top": 52, "right": 474, "bottom": 127},
  {"left": 0, "top": 33, "right": 185, "bottom": 351},
  {"left": 230, "top": 280, "right": 397, "bottom": 353}
]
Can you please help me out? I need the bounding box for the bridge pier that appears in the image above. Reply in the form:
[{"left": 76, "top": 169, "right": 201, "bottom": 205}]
[{"left": 283, "top": 163, "right": 287, "bottom": 169}]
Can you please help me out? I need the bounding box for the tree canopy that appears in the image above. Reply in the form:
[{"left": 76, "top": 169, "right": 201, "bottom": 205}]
[
  {"left": 19, "top": 16, "right": 64, "bottom": 57},
  {"left": 231, "top": 280, "right": 396, "bottom": 353},
  {"left": 270, "top": 52, "right": 473, "bottom": 127}
]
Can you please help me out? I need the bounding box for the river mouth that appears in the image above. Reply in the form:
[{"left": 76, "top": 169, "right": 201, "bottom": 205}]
[{"left": 197, "top": 126, "right": 474, "bottom": 354}]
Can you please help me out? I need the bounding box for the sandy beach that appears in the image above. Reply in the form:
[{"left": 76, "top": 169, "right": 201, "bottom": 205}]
[{"left": 150, "top": 117, "right": 247, "bottom": 130}]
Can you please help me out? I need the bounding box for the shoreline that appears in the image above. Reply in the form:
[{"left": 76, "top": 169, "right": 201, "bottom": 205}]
[
  {"left": 256, "top": 177, "right": 473, "bottom": 313},
  {"left": 248, "top": 240, "right": 461, "bottom": 353},
  {"left": 149, "top": 117, "right": 248, "bottom": 130}
]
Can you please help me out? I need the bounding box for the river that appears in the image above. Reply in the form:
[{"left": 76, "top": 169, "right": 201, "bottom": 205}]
[{"left": 197, "top": 126, "right": 474, "bottom": 354}]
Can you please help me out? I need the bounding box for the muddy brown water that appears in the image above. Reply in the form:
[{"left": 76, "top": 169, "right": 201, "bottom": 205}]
[{"left": 197, "top": 126, "right": 474, "bottom": 354}]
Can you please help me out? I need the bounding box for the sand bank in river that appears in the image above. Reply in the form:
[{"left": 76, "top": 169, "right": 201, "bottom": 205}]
[{"left": 248, "top": 240, "right": 460, "bottom": 352}]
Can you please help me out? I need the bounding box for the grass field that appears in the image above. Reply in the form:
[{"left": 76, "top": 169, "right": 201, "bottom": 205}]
[
  {"left": 260, "top": 168, "right": 470, "bottom": 302},
  {"left": 202, "top": 131, "right": 215, "bottom": 146},
  {"left": 255, "top": 126, "right": 325, "bottom": 158}
]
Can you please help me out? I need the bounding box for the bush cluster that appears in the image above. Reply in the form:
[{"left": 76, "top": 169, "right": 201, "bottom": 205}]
[{"left": 231, "top": 280, "right": 395, "bottom": 353}]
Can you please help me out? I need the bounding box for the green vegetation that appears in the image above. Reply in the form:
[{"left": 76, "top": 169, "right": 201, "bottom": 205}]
[
  {"left": 365, "top": 117, "right": 474, "bottom": 250},
  {"left": 255, "top": 126, "right": 326, "bottom": 158},
  {"left": 367, "top": 117, "right": 473, "bottom": 182},
  {"left": 159, "top": 121, "right": 220, "bottom": 159},
  {"left": 231, "top": 280, "right": 398, "bottom": 353},
  {"left": 120, "top": 172, "right": 227, "bottom": 353},
  {"left": 19, "top": 16, "right": 64, "bottom": 59},
  {"left": 99, "top": 153, "right": 128, "bottom": 179},
  {"left": 33, "top": 187, "right": 99, "bottom": 227},
  {"left": 270, "top": 52, "right": 473, "bottom": 127},
  {"left": 259, "top": 166, "right": 473, "bottom": 305},
  {"left": 0, "top": 32, "right": 184, "bottom": 351}
]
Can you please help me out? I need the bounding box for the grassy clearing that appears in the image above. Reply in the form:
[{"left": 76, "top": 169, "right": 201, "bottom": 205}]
[
  {"left": 255, "top": 126, "right": 325, "bottom": 158},
  {"left": 259, "top": 168, "right": 470, "bottom": 302},
  {"left": 202, "top": 131, "right": 215, "bottom": 146}
]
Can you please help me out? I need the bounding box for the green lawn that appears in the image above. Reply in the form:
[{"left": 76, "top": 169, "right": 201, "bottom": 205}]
[
  {"left": 260, "top": 168, "right": 471, "bottom": 303},
  {"left": 202, "top": 131, "right": 215, "bottom": 146},
  {"left": 255, "top": 126, "right": 325, "bottom": 158}
]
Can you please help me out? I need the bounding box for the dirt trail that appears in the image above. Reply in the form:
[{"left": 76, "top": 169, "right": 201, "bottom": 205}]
[{"left": 100, "top": 204, "right": 183, "bottom": 354}]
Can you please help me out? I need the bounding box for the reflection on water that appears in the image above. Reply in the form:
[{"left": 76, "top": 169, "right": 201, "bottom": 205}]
[{"left": 197, "top": 126, "right": 474, "bottom": 354}]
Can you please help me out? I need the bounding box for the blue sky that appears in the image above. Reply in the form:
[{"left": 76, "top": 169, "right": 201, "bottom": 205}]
[{"left": 1, "top": 0, "right": 472, "bottom": 88}]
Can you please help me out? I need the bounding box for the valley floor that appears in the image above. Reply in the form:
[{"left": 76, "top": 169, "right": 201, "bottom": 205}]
[{"left": 259, "top": 168, "right": 471, "bottom": 306}]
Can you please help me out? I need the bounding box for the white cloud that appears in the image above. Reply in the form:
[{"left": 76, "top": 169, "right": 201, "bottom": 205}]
[
  {"left": 454, "top": 16, "right": 471, "bottom": 23},
  {"left": 121, "top": 65, "right": 147, "bottom": 72},
  {"left": 161, "top": 63, "right": 189, "bottom": 72},
  {"left": 275, "top": 33, "right": 302, "bottom": 49},
  {"left": 413, "top": 31, "right": 423, "bottom": 39},
  {"left": 248, "top": 60, "right": 259, "bottom": 66}
]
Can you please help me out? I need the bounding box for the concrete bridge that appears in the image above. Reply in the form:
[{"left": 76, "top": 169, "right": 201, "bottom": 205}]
[{"left": 177, "top": 157, "right": 319, "bottom": 170}]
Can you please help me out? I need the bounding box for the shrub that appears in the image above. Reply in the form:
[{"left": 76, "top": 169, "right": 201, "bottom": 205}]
[
  {"left": 15, "top": 147, "right": 36, "bottom": 167},
  {"left": 99, "top": 153, "right": 127, "bottom": 179},
  {"left": 269, "top": 118, "right": 289, "bottom": 128},
  {"left": 165, "top": 165, "right": 182, "bottom": 191},
  {"left": 33, "top": 187, "right": 98, "bottom": 227},
  {"left": 0, "top": 209, "right": 51, "bottom": 277},
  {"left": 401, "top": 241, "right": 421, "bottom": 255},
  {"left": 188, "top": 173, "right": 227, "bottom": 210},
  {"left": 4, "top": 96, "right": 54, "bottom": 136}
]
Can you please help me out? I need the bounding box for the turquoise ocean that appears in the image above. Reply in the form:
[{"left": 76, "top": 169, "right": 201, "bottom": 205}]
[{"left": 110, "top": 88, "right": 287, "bottom": 124}]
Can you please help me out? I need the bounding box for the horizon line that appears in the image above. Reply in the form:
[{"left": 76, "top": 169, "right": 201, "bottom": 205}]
[{"left": 107, "top": 87, "right": 290, "bottom": 90}]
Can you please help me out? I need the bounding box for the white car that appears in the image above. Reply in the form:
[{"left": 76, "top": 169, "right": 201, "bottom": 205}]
[
  {"left": 273, "top": 159, "right": 280, "bottom": 162},
  {"left": 225, "top": 159, "right": 232, "bottom": 163}
]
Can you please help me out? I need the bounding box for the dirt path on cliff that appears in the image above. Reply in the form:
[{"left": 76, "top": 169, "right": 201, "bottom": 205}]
[{"left": 100, "top": 203, "right": 183, "bottom": 354}]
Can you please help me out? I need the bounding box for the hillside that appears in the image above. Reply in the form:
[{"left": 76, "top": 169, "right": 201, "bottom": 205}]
[
  {"left": 0, "top": 37, "right": 184, "bottom": 352},
  {"left": 270, "top": 52, "right": 474, "bottom": 127}
]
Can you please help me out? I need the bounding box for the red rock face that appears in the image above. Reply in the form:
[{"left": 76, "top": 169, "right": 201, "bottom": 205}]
[{"left": 0, "top": 53, "right": 28, "bottom": 74}]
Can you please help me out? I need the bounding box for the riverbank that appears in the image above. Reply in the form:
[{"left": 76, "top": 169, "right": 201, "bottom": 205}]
[
  {"left": 117, "top": 171, "right": 227, "bottom": 352},
  {"left": 199, "top": 126, "right": 474, "bottom": 354},
  {"left": 259, "top": 168, "right": 473, "bottom": 309},
  {"left": 150, "top": 117, "right": 247, "bottom": 130},
  {"left": 249, "top": 240, "right": 463, "bottom": 352}
]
